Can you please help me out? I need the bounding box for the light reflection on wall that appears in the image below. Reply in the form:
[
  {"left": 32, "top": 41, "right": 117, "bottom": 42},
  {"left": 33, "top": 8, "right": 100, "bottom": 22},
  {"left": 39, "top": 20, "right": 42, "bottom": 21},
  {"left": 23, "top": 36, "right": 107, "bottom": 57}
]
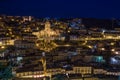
[
  {"left": 110, "top": 56, "right": 120, "bottom": 65},
  {"left": 92, "top": 56, "right": 105, "bottom": 63}
]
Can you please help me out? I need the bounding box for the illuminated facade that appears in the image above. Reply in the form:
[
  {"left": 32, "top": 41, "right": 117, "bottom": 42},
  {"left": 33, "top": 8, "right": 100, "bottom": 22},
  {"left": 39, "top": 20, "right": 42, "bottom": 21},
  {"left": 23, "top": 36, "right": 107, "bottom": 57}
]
[{"left": 33, "top": 21, "right": 60, "bottom": 40}]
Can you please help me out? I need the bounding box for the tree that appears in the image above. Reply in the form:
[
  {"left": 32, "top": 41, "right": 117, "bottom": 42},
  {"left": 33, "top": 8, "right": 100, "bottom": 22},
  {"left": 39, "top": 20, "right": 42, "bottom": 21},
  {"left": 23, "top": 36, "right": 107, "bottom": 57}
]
[
  {"left": 52, "top": 74, "right": 68, "bottom": 80},
  {"left": 0, "top": 62, "right": 13, "bottom": 79}
]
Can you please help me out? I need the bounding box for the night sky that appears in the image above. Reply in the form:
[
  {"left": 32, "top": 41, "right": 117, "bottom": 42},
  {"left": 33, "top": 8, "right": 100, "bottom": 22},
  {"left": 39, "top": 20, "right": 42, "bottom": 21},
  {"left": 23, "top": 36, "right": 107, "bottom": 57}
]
[{"left": 0, "top": 0, "right": 120, "bottom": 18}]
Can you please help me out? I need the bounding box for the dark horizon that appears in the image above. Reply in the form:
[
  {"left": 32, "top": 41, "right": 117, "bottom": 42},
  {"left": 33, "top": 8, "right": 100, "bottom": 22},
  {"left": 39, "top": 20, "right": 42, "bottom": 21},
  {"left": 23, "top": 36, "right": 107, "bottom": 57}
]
[{"left": 0, "top": 0, "right": 120, "bottom": 19}]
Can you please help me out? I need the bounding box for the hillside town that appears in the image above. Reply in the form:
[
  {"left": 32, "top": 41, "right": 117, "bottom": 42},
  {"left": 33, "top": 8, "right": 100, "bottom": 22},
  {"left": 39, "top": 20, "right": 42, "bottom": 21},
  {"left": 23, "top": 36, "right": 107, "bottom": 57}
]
[{"left": 0, "top": 15, "right": 120, "bottom": 80}]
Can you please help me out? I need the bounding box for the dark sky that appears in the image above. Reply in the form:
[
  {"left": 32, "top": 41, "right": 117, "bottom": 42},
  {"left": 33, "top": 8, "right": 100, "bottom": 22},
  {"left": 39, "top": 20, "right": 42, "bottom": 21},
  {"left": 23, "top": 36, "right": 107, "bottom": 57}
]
[{"left": 0, "top": 0, "right": 120, "bottom": 18}]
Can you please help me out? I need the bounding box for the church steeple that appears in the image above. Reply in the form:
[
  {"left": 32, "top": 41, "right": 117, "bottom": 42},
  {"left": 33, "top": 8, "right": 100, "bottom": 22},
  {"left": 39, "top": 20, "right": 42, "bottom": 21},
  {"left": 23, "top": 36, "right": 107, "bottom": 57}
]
[{"left": 45, "top": 21, "right": 51, "bottom": 31}]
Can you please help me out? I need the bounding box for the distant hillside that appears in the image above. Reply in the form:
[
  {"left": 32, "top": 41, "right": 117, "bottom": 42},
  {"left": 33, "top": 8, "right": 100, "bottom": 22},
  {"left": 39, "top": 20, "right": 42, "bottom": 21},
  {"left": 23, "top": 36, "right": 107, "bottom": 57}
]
[{"left": 82, "top": 18, "right": 120, "bottom": 29}]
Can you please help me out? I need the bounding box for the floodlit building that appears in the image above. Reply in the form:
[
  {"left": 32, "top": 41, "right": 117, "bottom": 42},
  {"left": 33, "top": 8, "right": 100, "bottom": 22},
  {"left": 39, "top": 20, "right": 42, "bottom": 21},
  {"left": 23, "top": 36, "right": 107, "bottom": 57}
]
[{"left": 32, "top": 21, "right": 64, "bottom": 41}]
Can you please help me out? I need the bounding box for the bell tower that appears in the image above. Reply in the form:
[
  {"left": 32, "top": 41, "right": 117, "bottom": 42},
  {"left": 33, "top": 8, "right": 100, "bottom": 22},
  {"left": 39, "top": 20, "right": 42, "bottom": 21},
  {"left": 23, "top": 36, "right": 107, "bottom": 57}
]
[{"left": 45, "top": 21, "right": 51, "bottom": 31}]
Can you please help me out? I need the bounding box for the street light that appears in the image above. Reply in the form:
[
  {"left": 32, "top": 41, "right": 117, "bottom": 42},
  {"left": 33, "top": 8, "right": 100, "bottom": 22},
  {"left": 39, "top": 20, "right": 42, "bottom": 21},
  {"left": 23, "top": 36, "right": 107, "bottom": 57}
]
[
  {"left": 110, "top": 42, "right": 114, "bottom": 46},
  {"left": 111, "top": 49, "right": 115, "bottom": 52},
  {"left": 0, "top": 42, "right": 2, "bottom": 46},
  {"left": 115, "top": 51, "right": 119, "bottom": 55},
  {"left": 1, "top": 46, "right": 5, "bottom": 49},
  {"left": 101, "top": 48, "right": 105, "bottom": 51}
]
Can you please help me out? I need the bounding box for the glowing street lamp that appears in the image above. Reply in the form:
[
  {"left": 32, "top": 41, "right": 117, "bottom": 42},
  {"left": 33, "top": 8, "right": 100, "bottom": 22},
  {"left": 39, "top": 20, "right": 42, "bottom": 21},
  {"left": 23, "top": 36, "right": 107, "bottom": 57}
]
[
  {"left": 1, "top": 46, "right": 5, "bottom": 49},
  {"left": 111, "top": 49, "right": 115, "bottom": 52},
  {"left": 101, "top": 48, "right": 105, "bottom": 51},
  {"left": 0, "top": 42, "right": 2, "bottom": 46},
  {"left": 115, "top": 52, "right": 119, "bottom": 55},
  {"left": 110, "top": 42, "right": 114, "bottom": 45}
]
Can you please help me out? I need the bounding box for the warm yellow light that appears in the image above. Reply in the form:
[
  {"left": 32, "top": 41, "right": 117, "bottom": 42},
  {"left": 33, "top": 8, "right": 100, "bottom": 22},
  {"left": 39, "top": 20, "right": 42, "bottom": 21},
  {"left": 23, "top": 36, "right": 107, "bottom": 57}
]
[
  {"left": 101, "top": 48, "right": 105, "bottom": 51},
  {"left": 8, "top": 28, "right": 12, "bottom": 31},
  {"left": 0, "top": 42, "right": 2, "bottom": 45},
  {"left": 118, "top": 36, "right": 120, "bottom": 38},
  {"left": 115, "top": 52, "right": 119, "bottom": 54},
  {"left": 37, "top": 27, "right": 39, "bottom": 30},
  {"left": 110, "top": 42, "right": 114, "bottom": 45},
  {"left": 1, "top": 46, "right": 5, "bottom": 49},
  {"left": 36, "top": 43, "right": 39, "bottom": 47},
  {"left": 10, "top": 32, "right": 12, "bottom": 34},
  {"left": 11, "top": 19, "right": 14, "bottom": 21},
  {"left": 88, "top": 45, "right": 92, "bottom": 49},
  {"left": 103, "top": 35, "right": 105, "bottom": 37},
  {"left": 6, "top": 33, "right": 9, "bottom": 36},
  {"left": 111, "top": 49, "right": 115, "bottom": 52},
  {"left": 106, "top": 36, "right": 112, "bottom": 39},
  {"left": 12, "top": 35, "right": 15, "bottom": 37},
  {"left": 83, "top": 40, "right": 87, "bottom": 45},
  {"left": 24, "top": 30, "right": 27, "bottom": 32},
  {"left": 65, "top": 44, "right": 70, "bottom": 47},
  {"left": 68, "top": 30, "right": 70, "bottom": 33}
]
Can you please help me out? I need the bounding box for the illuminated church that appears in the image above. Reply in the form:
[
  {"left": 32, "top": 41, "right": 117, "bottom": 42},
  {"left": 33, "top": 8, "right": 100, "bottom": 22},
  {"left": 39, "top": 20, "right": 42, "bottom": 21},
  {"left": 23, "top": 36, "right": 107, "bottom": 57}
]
[
  {"left": 33, "top": 21, "right": 60, "bottom": 40},
  {"left": 39, "top": 21, "right": 60, "bottom": 37}
]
